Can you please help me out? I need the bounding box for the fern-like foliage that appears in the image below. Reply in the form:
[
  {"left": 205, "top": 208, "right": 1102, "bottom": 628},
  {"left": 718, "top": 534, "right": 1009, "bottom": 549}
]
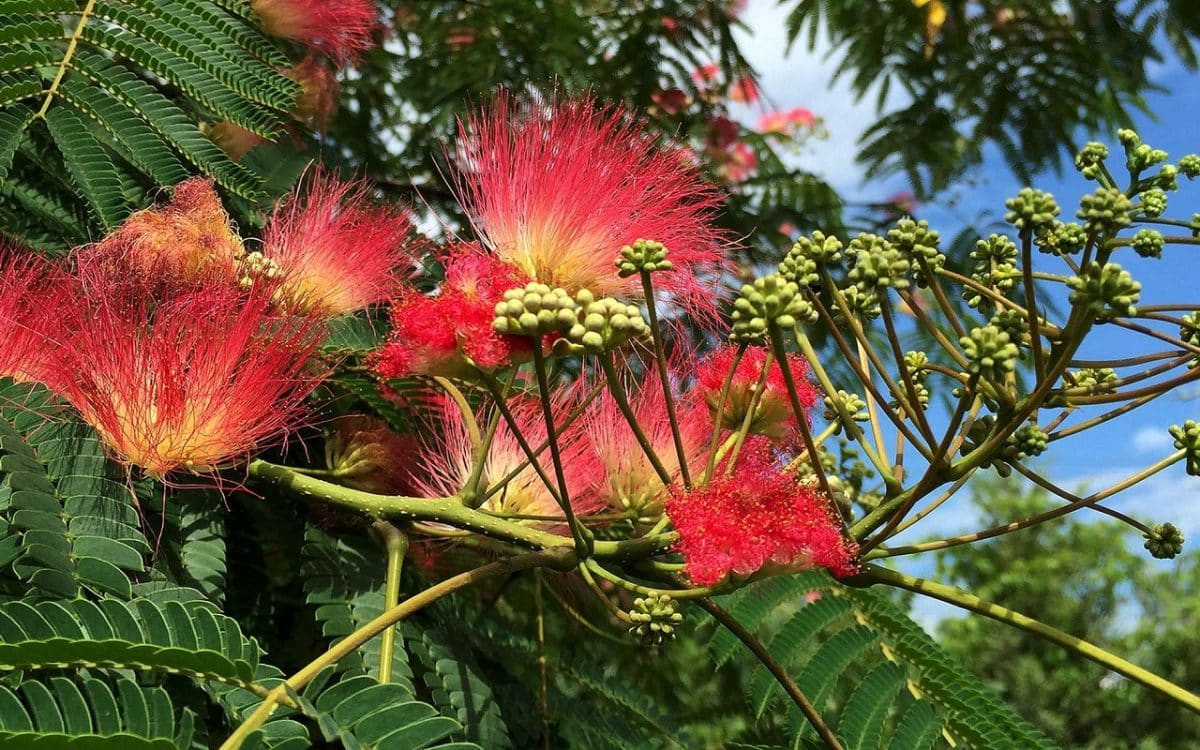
[
  {"left": 0, "top": 0, "right": 299, "bottom": 249},
  {"left": 0, "top": 378, "right": 149, "bottom": 600},
  {"left": 708, "top": 570, "right": 1061, "bottom": 749}
]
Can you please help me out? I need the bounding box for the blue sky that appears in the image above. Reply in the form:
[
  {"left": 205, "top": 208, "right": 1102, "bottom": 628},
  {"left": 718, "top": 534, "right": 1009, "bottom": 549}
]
[{"left": 730, "top": 1, "right": 1200, "bottom": 614}]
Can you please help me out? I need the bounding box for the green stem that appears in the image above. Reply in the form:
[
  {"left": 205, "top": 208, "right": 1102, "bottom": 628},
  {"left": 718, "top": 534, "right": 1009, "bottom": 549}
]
[
  {"left": 373, "top": 521, "right": 408, "bottom": 683},
  {"left": 641, "top": 271, "right": 692, "bottom": 487},
  {"left": 767, "top": 324, "right": 834, "bottom": 500},
  {"left": 478, "top": 371, "right": 567, "bottom": 509},
  {"left": 599, "top": 354, "right": 675, "bottom": 487},
  {"left": 698, "top": 599, "right": 845, "bottom": 749},
  {"left": 860, "top": 565, "right": 1200, "bottom": 715},
  {"left": 247, "top": 460, "right": 677, "bottom": 560},
  {"left": 704, "top": 342, "right": 748, "bottom": 483},
  {"left": 584, "top": 558, "right": 717, "bottom": 599},
  {"left": 530, "top": 346, "right": 593, "bottom": 554},
  {"left": 221, "top": 549, "right": 574, "bottom": 749}
]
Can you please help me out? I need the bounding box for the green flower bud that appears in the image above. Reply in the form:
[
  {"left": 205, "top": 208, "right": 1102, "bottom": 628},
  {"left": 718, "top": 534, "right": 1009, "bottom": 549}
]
[
  {"left": 965, "top": 234, "right": 1019, "bottom": 309},
  {"left": 566, "top": 296, "right": 648, "bottom": 352},
  {"left": 1066, "top": 262, "right": 1140, "bottom": 318},
  {"left": 1148, "top": 164, "right": 1179, "bottom": 192},
  {"left": 1138, "top": 189, "right": 1167, "bottom": 218},
  {"left": 730, "top": 274, "right": 816, "bottom": 342},
  {"left": 1117, "top": 128, "right": 1139, "bottom": 147},
  {"left": 1077, "top": 187, "right": 1133, "bottom": 236},
  {"left": 780, "top": 231, "right": 842, "bottom": 285},
  {"left": 1071, "top": 367, "right": 1118, "bottom": 395},
  {"left": 1143, "top": 523, "right": 1184, "bottom": 560},
  {"left": 1180, "top": 311, "right": 1200, "bottom": 364},
  {"left": 493, "top": 283, "right": 579, "bottom": 336},
  {"left": 823, "top": 390, "right": 869, "bottom": 432},
  {"left": 628, "top": 594, "right": 683, "bottom": 645},
  {"left": 1035, "top": 221, "right": 1088, "bottom": 256},
  {"left": 1003, "top": 423, "right": 1048, "bottom": 460},
  {"left": 1170, "top": 420, "right": 1200, "bottom": 476},
  {"left": 990, "top": 309, "right": 1029, "bottom": 348},
  {"left": 1179, "top": 154, "right": 1200, "bottom": 179},
  {"left": 616, "top": 239, "right": 672, "bottom": 278},
  {"left": 846, "top": 233, "right": 910, "bottom": 290},
  {"left": 887, "top": 218, "right": 943, "bottom": 285},
  {"left": 903, "top": 351, "right": 930, "bottom": 384},
  {"left": 1130, "top": 228, "right": 1165, "bottom": 260},
  {"left": 835, "top": 284, "right": 881, "bottom": 320},
  {"left": 1004, "top": 188, "right": 1060, "bottom": 232},
  {"left": 960, "top": 325, "right": 1020, "bottom": 379},
  {"left": 1127, "top": 142, "right": 1168, "bottom": 174},
  {"left": 1074, "top": 142, "right": 1109, "bottom": 179}
]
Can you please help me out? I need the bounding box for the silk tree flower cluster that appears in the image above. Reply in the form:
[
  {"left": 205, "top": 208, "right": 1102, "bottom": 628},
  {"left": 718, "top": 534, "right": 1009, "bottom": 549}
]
[{"left": 0, "top": 172, "right": 419, "bottom": 479}]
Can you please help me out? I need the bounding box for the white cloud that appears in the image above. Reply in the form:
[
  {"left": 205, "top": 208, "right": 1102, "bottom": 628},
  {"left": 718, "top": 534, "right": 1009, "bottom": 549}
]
[
  {"left": 1131, "top": 425, "right": 1174, "bottom": 454},
  {"left": 733, "top": 0, "right": 911, "bottom": 198}
]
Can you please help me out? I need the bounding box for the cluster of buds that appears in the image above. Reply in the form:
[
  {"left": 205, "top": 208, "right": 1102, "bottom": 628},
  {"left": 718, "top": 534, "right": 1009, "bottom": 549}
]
[
  {"left": 960, "top": 324, "right": 1020, "bottom": 380},
  {"left": 565, "top": 292, "right": 648, "bottom": 353},
  {"left": 887, "top": 218, "right": 943, "bottom": 285},
  {"left": 1034, "top": 220, "right": 1087, "bottom": 256},
  {"left": 1004, "top": 188, "right": 1060, "bottom": 232},
  {"left": 1169, "top": 420, "right": 1200, "bottom": 476},
  {"left": 964, "top": 234, "right": 1018, "bottom": 309},
  {"left": 1077, "top": 187, "right": 1132, "bottom": 236},
  {"left": 779, "top": 231, "right": 842, "bottom": 286},
  {"left": 1066, "top": 262, "right": 1140, "bottom": 318},
  {"left": 627, "top": 595, "right": 683, "bottom": 645},
  {"left": 615, "top": 239, "right": 672, "bottom": 277},
  {"left": 1001, "top": 423, "right": 1049, "bottom": 461},
  {"left": 1143, "top": 523, "right": 1185, "bottom": 560},
  {"left": 823, "top": 389, "right": 868, "bottom": 431},
  {"left": 730, "top": 274, "right": 815, "bottom": 341},
  {"left": 845, "top": 233, "right": 910, "bottom": 291},
  {"left": 492, "top": 283, "right": 580, "bottom": 336}
]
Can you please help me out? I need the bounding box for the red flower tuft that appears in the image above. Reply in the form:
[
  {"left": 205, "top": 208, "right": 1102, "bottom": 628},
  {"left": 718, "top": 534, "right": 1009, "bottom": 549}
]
[
  {"left": 53, "top": 264, "right": 326, "bottom": 479},
  {"left": 756, "top": 107, "right": 817, "bottom": 135},
  {"left": 450, "top": 93, "right": 730, "bottom": 322},
  {"left": 261, "top": 169, "right": 419, "bottom": 317},
  {"left": 0, "top": 247, "right": 67, "bottom": 387},
  {"left": 83, "top": 177, "right": 244, "bottom": 287},
  {"left": 695, "top": 345, "right": 820, "bottom": 441},
  {"left": 666, "top": 450, "right": 857, "bottom": 585},
  {"left": 373, "top": 248, "right": 532, "bottom": 379},
  {"left": 728, "top": 76, "right": 760, "bottom": 104},
  {"left": 251, "top": 0, "right": 378, "bottom": 66}
]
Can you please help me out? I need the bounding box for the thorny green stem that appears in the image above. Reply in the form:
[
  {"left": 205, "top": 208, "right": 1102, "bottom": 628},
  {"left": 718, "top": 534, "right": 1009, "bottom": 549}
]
[
  {"left": 698, "top": 599, "right": 846, "bottom": 749},
  {"left": 768, "top": 324, "right": 834, "bottom": 499},
  {"left": 858, "top": 565, "right": 1200, "bottom": 715},
  {"left": 221, "top": 549, "right": 574, "bottom": 749},
  {"left": 373, "top": 522, "right": 408, "bottom": 684},
  {"left": 641, "top": 271, "right": 692, "bottom": 488},
  {"left": 530, "top": 345, "right": 593, "bottom": 554}
]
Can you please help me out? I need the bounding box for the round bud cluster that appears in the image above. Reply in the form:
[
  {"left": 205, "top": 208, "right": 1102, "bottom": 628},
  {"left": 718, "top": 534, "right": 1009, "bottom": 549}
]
[
  {"left": 1147, "top": 164, "right": 1179, "bottom": 192},
  {"left": 1117, "top": 128, "right": 1139, "bottom": 147},
  {"left": 566, "top": 292, "right": 648, "bottom": 352},
  {"left": 1179, "top": 154, "right": 1200, "bottom": 180},
  {"left": 780, "top": 231, "right": 843, "bottom": 286},
  {"left": 1077, "top": 187, "right": 1133, "bottom": 236},
  {"left": 965, "top": 234, "right": 1018, "bottom": 309},
  {"left": 960, "top": 324, "right": 1020, "bottom": 380},
  {"left": 835, "top": 285, "right": 882, "bottom": 321},
  {"left": 1074, "top": 142, "right": 1109, "bottom": 179},
  {"left": 1169, "top": 420, "right": 1200, "bottom": 476},
  {"left": 1066, "top": 262, "right": 1140, "bottom": 319},
  {"left": 1002, "top": 423, "right": 1049, "bottom": 461},
  {"left": 893, "top": 350, "right": 931, "bottom": 410},
  {"left": 493, "top": 283, "right": 578, "bottom": 336},
  {"left": 237, "top": 250, "right": 284, "bottom": 288},
  {"left": 989, "top": 309, "right": 1029, "bottom": 347},
  {"left": 1035, "top": 221, "right": 1088, "bottom": 256},
  {"left": 1070, "top": 367, "right": 1118, "bottom": 395},
  {"left": 730, "top": 274, "right": 815, "bottom": 341},
  {"left": 887, "top": 218, "right": 943, "bottom": 285},
  {"left": 957, "top": 415, "right": 1010, "bottom": 476},
  {"left": 1123, "top": 136, "right": 1169, "bottom": 176},
  {"left": 1138, "top": 188, "right": 1167, "bottom": 218},
  {"left": 1143, "top": 523, "right": 1185, "bottom": 560},
  {"left": 628, "top": 595, "right": 683, "bottom": 646},
  {"left": 1130, "top": 228, "right": 1165, "bottom": 260},
  {"left": 846, "top": 233, "right": 910, "bottom": 291},
  {"left": 823, "top": 389, "right": 869, "bottom": 431},
  {"left": 1003, "top": 188, "right": 1060, "bottom": 232},
  {"left": 615, "top": 239, "right": 672, "bottom": 278},
  {"left": 1180, "top": 312, "right": 1200, "bottom": 368}
]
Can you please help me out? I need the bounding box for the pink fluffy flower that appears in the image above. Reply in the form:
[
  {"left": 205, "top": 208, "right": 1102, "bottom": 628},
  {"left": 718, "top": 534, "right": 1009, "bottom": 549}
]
[
  {"left": 0, "top": 248, "right": 67, "bottom": 386},
  {"left": 261, "top": 169, "right": 419, "bottom": 317},
  {"left": 52, "top": 262, "right": 326, "bottom": 479},
  {"left": 251, "top": 0, "right": 378, "bottom": 66},
  {"left": 756, "top": 107, "right": 816, "bottom": 135},
  {"left": 372, "top": 248, "right": 532, "bottom": 379},
  {"left": 728, "top": 76, "right": 760, "bottom": 104},
  {"left": 690, "top": 62, "right": 720, "bottom": 88},
  {"left": 450, "top": 93, "right": 729, "bottom": 321},
  {"left": 666, "top": 442, "right": 856, "bottom": 585},
  {"left": 718, "top": 141, "right": 757, "bottom": 183},
  {"left": 411, "top": 394, "right": 602, "bottom": 525},
  {"left": 695, "top": 345, "right": 819, "bottom": 441},
  {"left": 580, "top": 380, "right": 709, "bottom": 517}
]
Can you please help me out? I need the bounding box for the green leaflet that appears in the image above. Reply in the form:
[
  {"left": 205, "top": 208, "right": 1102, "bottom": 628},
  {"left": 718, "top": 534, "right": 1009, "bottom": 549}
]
[
  {"left": 706, "top": 572, "right": 1062, "bottom": 749},
  {"left": 0, "top": 379, "right": 148, "bottom": 600},
  {"left": 0, "top": 0, "right": 299, "bottom": 246},
  {"left": 0, "top": 676, "right": 178, "bottom": 749}
]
